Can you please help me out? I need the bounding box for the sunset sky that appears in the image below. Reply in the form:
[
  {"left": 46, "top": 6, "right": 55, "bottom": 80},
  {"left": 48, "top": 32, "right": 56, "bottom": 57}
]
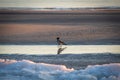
[{"left": 0, "top": 0, "right": 120, "bottom": 8}]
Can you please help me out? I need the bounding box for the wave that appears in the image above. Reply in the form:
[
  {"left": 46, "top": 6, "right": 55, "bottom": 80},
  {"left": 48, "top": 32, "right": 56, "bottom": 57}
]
[{"left": 0, "top": 59, "right": 120, "bottom": 80}]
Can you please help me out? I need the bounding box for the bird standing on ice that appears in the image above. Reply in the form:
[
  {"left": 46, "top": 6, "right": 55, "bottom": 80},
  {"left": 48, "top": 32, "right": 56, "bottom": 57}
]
[{"left": 56, "top": 37, "right": 67, "bottom": 54}]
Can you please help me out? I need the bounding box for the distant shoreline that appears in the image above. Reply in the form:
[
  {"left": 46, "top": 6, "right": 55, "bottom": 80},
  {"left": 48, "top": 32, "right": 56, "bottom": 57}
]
[{"left": 0, "top": 8, "right": 120, "bottom": 14}]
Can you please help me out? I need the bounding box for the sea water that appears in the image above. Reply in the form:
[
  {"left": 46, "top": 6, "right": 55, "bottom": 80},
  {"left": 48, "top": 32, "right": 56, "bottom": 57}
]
[{"left": 0, "top": 45, "right": 120, "bottom": 54}]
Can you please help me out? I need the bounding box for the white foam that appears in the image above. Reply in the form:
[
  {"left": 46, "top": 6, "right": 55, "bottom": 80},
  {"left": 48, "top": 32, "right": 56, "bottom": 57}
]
[{"left": 0, "top": 59, "right": 120, "bottom": 80}]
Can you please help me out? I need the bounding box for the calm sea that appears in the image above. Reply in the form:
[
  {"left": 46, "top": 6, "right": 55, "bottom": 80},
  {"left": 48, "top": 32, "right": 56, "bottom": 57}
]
[{"left": 0, "top": 45, "right": 120, "bottom": 55}]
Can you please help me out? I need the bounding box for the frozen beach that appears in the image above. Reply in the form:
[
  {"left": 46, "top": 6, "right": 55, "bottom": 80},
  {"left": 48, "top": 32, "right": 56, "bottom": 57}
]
[
  {"left": 0, "top": 53, "right": 120, "bottom": 69},
  {"left": 0, "top": 45, "right": 120, "bottom": 80},
  {"left": 0, "top": 53, "right": 120, "bottom": 80}
]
